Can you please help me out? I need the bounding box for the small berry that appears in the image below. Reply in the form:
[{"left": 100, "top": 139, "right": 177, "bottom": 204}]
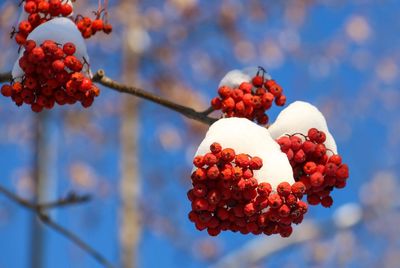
[
  {"left": 252, "top": 76, "right": 264, "bottom": 87},
  {"left": 103, "top": 24, "right": 113, "bottom": 34},
  {"left": 321, "top": 196, "right": 333, "bottom": 208}
]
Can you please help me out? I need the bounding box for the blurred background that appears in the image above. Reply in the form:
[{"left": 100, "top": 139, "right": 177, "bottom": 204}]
[{"left": 0, "top": 0, "right": 399, "bottom": 267}]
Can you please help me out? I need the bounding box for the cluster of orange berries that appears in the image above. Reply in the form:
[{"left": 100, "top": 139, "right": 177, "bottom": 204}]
[
  {"left": 15, "top": 0, "right": 73, "bottom": 45},
  {"left": 75, "top": 15, "right": 112, "bottom": 39},
  {"left": 1, "top": 40, "right": 99, "bottom": 112},
  {"left": 211, "top": 68, "right": 286, "bottom": 125},
  {"left": 188, "top": 142, "right": 308, "bottom": 237},
  {"left": 14, "top": 0, "right": 112, "bottom": 45},
  {"left": 276, "top": 128, "right": 349, "bottom": 207}
]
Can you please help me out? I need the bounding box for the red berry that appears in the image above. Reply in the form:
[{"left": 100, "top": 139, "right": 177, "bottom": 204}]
[
  {"left": 292, "top": 182, "right": 306, "bottom": 198},
  {"left": 252, "top": 76, "right": 264, "bottom": 87},
  {"left": 268, "top": 194, "right": 282, "bottom": 208},
  {"left": 60, "top": 3, "right": 73, "bottom": 16},
  {"left": 310, "top": 172, "right": 324, "bottom": 187},
  {"left": 52, "top": 60, "right": 65, "bottom": 72},
  {"left": 307, "top": 194, "right": 320, "bottom": 205},
  {"left": 103, "top": 24, "right": 113, "bottom": 34},
  {"left": 220, "top": 148, "right": 235, "bottom": 162},
  {"left": 211, "top": 97, "right": 221, "bottom": 109},
  {"left": 278, "top": 204, "right": 290, "bottom": 217},
  {"left": 222, "top": 97, "right": 235, "bottom": 111},
  {"left": 207, "top": 227, "right": 221, "bottom": 236},
  {"left": 329, "top": 155, "right": 342, "bottom": 165},
  {"left": 19, "top": 21, "right": 32, "bottom": 34},
  {"left": 92, "top": 19, "right": 104, "bottom": 32},
  {"left": 275, "top": 94, "right": 286, "bottom": 106},
  {"left": 193, "top": 155, "right": 204, "bottom": 168},
  {"left": 239, "top": 82, "right": 252, "bottom": 93},
  {"left": 336, "top": 164, "right": 349, "bottom": 180},
  {"left": 303, "top": 161, "right": 317, "bottom": 175},
  {"left": 192, "top": 198, "right": 209, "bottom": 211},
  {"left": 15, "top": 33, "right": 27, "bottom": 45},
  {"left": 24, "top": 1, "right": 37, "bottom": 14},
  {"left": 257, "top": 182, "right": 272, "bottom": 196},
  {"left": 277, "top": 182, "right": 291, "bottom": 197},
  {"left": 63, "top": 42, "right": 76, "bottom": 56},
  {"left": 249, "top": 156, "right": 263, "bottom": 170},
  {"left": 321, "top": 196, "right": 333, "bottom": 208}
]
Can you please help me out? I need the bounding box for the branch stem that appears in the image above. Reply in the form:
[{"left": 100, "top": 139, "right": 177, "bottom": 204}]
[
  {"left": 92, "top": 70, "right": 218, "bottom": 125},
  {"left": 0, "top": 185, "right": 114, "bottom": 268}
]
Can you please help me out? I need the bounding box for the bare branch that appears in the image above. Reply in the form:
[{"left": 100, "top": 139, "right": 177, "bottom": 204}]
[
  {"left": 92, "top": 69, "right": 218, "bottom": 125},
  {"left": 0, "top": 72, "right": 12, "bottom": 83},
  {"left": 38, "top": 213, "right": 115, "bottom": 268},
  {"left": 0, "top": 185, "right": 115, "bottom": 268},
  {"left": 36, "top": 192, "right": 91, "bottom": 209}
]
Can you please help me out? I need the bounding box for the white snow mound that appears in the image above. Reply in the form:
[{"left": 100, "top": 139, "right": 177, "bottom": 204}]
[
  {"left": 218, "top": 67, "right": 272, "bottom": 88},
  {"left": 194, "top": 117, "right": 294, "bottom": 189},
  {"left": 12, "top": 18, "right": 89, "bottom": 80},
  {"left": 268, "top": 101, "right": 337, "bottom": 154}
]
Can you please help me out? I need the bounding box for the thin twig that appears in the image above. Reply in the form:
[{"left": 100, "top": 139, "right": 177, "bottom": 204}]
[
  {"left": 38, "top": 213, "right": 115, "bottom": 268},
  {"left": 36, "top": 192, "right": 91, "bottom": 209},
  {"left": 0, "top": 185, "right": 115, "bottom": 268},
  {"left": 92, "top": 69, "right": 218, "bottom": 125}
]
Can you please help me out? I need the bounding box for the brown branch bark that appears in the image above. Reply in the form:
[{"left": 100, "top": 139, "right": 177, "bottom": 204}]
[
  {"left": 0, "top": 71, "right": 12, "bottom": 83},
  {"left": 0, "top": 185, "right": 114, "bottom": 268},
  {"left": 92, "top": 70, "right": 218, "bottom": 125}
]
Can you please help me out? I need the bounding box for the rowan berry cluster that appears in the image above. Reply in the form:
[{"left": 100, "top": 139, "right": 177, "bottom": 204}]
[
  {"left": 75, "top": 15, "right": 113, "bottom": 39},
  {"left": 210, "top": 68, "right": 286, "bottom": 125},
  {"left": 1, "top": 40, "right": 99, "bottom": 112},
  {"left": 188, "top": 142, "right": 308, "bottom": 237},
  {"left": 276, "top": 128, "right": 349, "bottom": 207},
  {"left": 13, "top": 1, "right": 112, "bottom": 45},
  {"left": 14, "top": 0, "right": 73, "bottom": 45}
]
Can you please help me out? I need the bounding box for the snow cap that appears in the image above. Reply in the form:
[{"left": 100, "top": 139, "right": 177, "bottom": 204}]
[
  {"left": 218, "top": 67, "right": 272, "bottom": 88},
  {"left": 12, "top": 17, "right": 89, "bottom": 79},
  {"left": 268, "top": 101, "right": 337, "bottom": 154},
  {"left": 194, "top": 117, "right": 294, "bottom": 189}
]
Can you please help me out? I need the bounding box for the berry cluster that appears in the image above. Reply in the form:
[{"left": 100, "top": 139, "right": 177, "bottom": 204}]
[
  {"left": 75, "top": 15, "right": 113, "bottom": 39},
  {"left": 14, "top": 0, "right": 73, "bottom": 45},
  {"left": 210, "top": 69, "right": 286, "bottom": 125},
  {"left": 188, "top": 142, "right": 308, "bottom": 237},
  {"left": 276, "top": 128, "right": 349, "bottom": 207},
  {"left": 1, "top": 40, "right": 99, "bottom": 111}
]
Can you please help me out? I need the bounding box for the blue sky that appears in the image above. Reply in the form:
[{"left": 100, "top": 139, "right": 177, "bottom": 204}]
[{"left": 0, "top": 1, "right": 399, "bottom": 267}]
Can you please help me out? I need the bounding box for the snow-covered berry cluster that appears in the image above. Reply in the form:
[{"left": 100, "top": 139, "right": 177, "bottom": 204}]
[
  {"left": 210, "top": 67, "right": 286, "bottom": 125},
  {"left": 1, "top": 39, "right": 99, "bottom": 111},
  {"left": 188, "top": 142, "right": 308, "bottom": 237},
  {"left": 276, "top": 129, "right": 349, "bottom": 207},
  {"left": 2, "top": 0, "right": 113, "bottom": 111},
  {"left": 13, "top": 0, "right": 112, "bottom": 45},
  {"left": 14, "top": 0, "right": 73, "bottom": 45},
  {"left": 189, "top": 69, "right": 350, "bottom": 238}
]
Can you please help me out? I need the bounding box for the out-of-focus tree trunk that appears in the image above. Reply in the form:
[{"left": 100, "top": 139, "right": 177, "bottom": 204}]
[
  {"left": 119, "top": 1, "right": 142, "bottom": 267},
  {"left": 30, "top": 112, "right": 49, "bottom": 268}
]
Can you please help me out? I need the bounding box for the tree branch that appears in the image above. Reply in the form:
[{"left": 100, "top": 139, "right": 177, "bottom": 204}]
[
  {"left": 1, "top": 70, "right": 219, "bottom": 125},
  {"left": 92, "top": 69, "right": 218, "bottom": 125},
  {"left": 0, "top": 71, "right": 12, "bottom": 83},
  {"left": 0, "top": 185, "right": 115, "bottom": 268}
]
